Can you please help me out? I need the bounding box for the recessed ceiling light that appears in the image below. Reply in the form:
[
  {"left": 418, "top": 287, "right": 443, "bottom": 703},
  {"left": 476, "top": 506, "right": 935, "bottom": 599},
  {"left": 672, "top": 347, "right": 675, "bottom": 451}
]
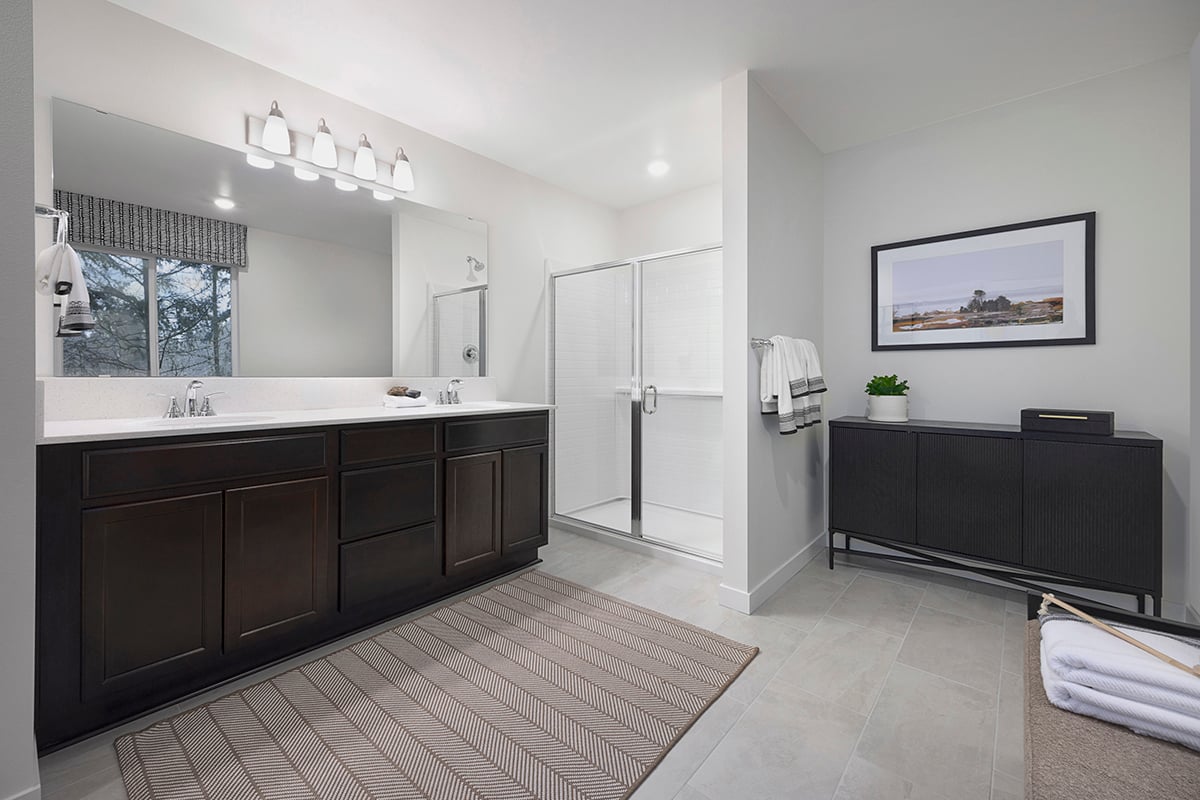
[
  {"left": 213, "top": 197, "right": 236, "bottom": 210},
  {"left": 333, "top": 179, "right": 358, "bottom": 192},
  {"left": 294, "top": 166, "right": 319, "bottom": 181},
  {"left": 372, "top": 190, "right": 394, "bottom": 201},
  {"left": 647, "top": 159, "right": 670, "bottom": 177},
  {"left": 245, "top": 153, "right": 275, "bottom": 170}
]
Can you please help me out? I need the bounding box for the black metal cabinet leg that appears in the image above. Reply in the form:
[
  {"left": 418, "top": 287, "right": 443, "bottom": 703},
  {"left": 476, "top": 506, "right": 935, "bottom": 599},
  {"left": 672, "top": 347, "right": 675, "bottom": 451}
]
[
  {"left": 1137, "top": 595, "right": 1145, "bottom": 614},
  {"left": 827, "top": 531, "right": 834, "bottom": 569}
]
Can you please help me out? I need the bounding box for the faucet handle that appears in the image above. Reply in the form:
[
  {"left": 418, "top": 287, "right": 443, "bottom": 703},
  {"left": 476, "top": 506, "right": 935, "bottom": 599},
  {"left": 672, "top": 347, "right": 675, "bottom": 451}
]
[
  {"left": 199, "top": 391, "right": 226, "bottom": 417},
  {"left": 147, "top": 392, "right": 184, "bottom": 418}
]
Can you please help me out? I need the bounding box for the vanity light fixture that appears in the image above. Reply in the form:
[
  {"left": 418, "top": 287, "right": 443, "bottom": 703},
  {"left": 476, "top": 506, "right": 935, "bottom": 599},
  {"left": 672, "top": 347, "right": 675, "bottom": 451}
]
[
  {"left": 647, "top": 159, "right": 670, "bottom": 177},
  {"left": 213, "top": 197, "right": 236, "bottom": 210},
  {"left": 353, "top": 134, "right": 378, "bottom": 181},
  {"left": 334, "top": 179, "right": 358, "bottom": 192},
  {"left": 392, "top": 147, "right": 415, "bottom": 192},
  {"left": 311, "top": 118, "right": 338, "bottom": 168},
  {"left": 261, "top": 101, "right": 291, "bottom": 155},
  {"left": 372, "top": 190, "right": 394, "bottom": 201},
  {"left": 245, "top": 153, "right": 275, "bottom": 170},
  {"left": 294, "top": 166, "right": 319, "bottom": 181}
]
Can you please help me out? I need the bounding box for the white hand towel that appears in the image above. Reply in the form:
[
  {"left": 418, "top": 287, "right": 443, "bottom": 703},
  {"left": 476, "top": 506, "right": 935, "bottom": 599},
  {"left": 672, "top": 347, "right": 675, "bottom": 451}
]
[
  {"left": 1039, "top": 614, "right": 1200, "bottom": 750},
  {"left": 759, "top": 336, "right": 825, "bottom": 434},
  {"left": 36, "top": 241, "right": 95, "bottom": 334},
  {"left": 382, "top": 395, "right": 430, "bottom": 408}
]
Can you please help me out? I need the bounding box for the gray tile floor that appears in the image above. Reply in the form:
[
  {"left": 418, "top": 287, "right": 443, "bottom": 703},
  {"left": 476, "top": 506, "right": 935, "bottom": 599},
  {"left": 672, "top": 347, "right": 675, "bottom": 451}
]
[{"left": 39, "top": 528, "right": 1026, "bottom": 800}]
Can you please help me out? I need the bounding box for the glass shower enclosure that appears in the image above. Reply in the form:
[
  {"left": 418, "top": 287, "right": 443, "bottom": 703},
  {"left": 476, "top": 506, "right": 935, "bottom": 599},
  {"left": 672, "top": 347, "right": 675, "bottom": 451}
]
[{"left": 549, "top": 245, "right": 723, "bottom": 560}]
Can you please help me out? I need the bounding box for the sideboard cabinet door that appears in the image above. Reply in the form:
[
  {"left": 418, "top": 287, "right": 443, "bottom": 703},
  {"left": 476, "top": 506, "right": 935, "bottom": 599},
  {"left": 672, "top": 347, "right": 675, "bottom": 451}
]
[
  {"left": 916, "top": 433, "right": 1021, "bottom": 562},
  {"left": 1023, "top": 439, "right": 1160, "bottom": 591},
  {"left": 830, "top": 426, "right": 916, "bottom": 543}
]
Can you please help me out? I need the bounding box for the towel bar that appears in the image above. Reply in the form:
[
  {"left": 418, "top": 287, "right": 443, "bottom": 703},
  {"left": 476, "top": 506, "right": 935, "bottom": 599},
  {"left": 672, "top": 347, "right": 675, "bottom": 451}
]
[{"left": 750, "top": 337, "right": 773, "bottom": 348}]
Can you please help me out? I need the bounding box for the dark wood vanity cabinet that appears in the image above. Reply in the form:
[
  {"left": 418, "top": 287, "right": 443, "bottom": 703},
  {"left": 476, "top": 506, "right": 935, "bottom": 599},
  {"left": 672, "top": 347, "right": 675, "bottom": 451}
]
[
  {"left": 36, "top": 410, "right": 549, "bottom": 752},
  {"left": 829, "top": 417, "right": 1163, "bottom": 611}
]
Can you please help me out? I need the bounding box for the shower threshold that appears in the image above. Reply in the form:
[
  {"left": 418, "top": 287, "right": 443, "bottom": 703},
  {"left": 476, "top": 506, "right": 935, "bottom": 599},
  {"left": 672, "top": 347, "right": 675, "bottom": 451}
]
[{"left": 558, "top": 498, "right": 722, "bottom": 560}]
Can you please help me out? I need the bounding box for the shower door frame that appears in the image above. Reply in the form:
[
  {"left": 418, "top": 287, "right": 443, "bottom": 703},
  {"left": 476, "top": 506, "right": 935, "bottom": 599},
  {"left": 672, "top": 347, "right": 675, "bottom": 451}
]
[
  {"left": 547, "top": 243, "right": 722, "bottom": 553},
  {"left": 431, "top": 284, "right": 488, "bottom": 376}
]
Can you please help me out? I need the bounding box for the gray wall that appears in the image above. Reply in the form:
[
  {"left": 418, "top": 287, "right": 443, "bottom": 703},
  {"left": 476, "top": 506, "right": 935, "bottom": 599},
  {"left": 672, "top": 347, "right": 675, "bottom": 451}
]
[
  {"left": 1191, "top": 36, "right": 1200, "bottom": 622},
  {"left": 721, "top": 72, "right": 826, "bottom": 612},
  {"left": 823, "top": 57, "right": 1191, "bottom": 612},
  {"left": 0, "top": 0, "right": 42, "bottom": 796}
]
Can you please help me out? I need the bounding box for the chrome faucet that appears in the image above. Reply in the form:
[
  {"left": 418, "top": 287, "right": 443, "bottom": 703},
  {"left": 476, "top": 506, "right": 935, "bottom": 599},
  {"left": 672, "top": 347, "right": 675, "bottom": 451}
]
[
  {"left": 185, "top": 380, "right": 204, "bottom": 417},
  {"left": 445, "top": 379, "right": 464, "bottom": 405}
]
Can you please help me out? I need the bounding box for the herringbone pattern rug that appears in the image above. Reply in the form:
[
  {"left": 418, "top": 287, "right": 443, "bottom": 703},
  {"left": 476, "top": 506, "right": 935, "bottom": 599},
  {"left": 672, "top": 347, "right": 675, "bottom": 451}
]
[{"left": 115, "top": 571, "right": 757, "bottom": 800}]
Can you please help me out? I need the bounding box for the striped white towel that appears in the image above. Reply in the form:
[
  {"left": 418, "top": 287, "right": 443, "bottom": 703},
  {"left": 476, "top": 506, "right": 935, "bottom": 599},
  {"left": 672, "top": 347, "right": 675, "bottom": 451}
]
[{"left": 759, "top": 336, "right": 825, "bottom": 435}]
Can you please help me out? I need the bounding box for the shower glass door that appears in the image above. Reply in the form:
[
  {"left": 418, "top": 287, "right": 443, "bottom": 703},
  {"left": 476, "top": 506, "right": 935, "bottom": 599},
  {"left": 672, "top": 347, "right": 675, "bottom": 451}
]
[
  {"left": 550, "top": 245, "right": 723, "bottom": 559},
  {"left": 638, "top": 247, "right": 723, "bottom": 558},
  {"left": 551, "top": 262, "right": 635, "bottom": 536}
]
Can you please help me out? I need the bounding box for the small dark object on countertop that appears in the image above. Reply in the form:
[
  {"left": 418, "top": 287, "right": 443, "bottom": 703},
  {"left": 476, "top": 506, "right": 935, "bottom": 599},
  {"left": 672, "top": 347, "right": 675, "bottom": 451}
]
[
  {"left": 405, "top": 389, "right": 421, "bottom": 399},
  {"left": 387, "top": 386, "right": 409, "bottom": 396}
]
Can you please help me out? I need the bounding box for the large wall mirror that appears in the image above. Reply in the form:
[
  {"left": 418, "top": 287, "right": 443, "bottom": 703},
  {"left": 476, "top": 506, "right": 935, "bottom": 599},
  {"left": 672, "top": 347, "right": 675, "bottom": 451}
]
[{"left": 50, "top": 99, "right": 488, "bottom": 378}]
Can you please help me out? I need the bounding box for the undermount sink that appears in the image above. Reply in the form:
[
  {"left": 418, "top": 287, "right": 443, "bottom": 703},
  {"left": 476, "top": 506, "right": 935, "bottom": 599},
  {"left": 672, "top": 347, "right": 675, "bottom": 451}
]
[
  {"left": 433, "top": 401, "right": 516, "bottom": 411},
  {"left": 140, "top": 413, "right": 277, "bottom": 427}
]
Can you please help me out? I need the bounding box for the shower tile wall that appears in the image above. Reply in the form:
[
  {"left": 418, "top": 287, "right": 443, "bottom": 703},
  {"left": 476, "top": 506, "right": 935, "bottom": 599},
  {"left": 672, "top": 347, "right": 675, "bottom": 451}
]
[
  {"left": 435, "top": 291, "right": 481, "bottom": 377},
  {"left": 554, "top": 251, "right": 722, "bottom": 525},
  {"left": 640, "top": 251, "right": 722, "bottom": 517},
  {"left": 553, "top": 268, "right": 629, "bottom": 515}
]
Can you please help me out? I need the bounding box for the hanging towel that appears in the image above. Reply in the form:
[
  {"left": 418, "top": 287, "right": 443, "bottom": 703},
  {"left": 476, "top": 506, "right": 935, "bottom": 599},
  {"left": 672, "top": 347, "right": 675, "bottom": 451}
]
[
  {"left": 1039, "top": 612, "right": 1200, "bottom": 751},
  {"left": 35, "top": 220, "right": 94, "bottom": 335},
  {"left": 759, "top": 336, "right": 825, "bottom": 434}
]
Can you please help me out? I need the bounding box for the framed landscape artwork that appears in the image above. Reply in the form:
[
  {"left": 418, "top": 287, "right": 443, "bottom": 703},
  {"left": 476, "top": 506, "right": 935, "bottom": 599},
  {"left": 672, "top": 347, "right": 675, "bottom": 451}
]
[{"left": 872, "top": 212, "right": 1095, "bottom": 351}]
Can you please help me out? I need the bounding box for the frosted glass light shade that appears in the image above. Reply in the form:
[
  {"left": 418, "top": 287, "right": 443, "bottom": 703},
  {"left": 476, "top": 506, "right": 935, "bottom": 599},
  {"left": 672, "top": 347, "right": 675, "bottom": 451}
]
[
  {"left": 353, "top": 134, "right": 377, "bottom": 181},
  {"left": 294, "top": 166, "right": 319, "bottom": 181},
  {"left": 334, "top": 179, "right": 358, "bottom": 192},
  {"left": 372, "top": 190, "right": 394, "bottom": 201},
  {"left": 245, "top": 153, "right": 275, "bottom": 169},
  {"left": 312, "top": 118, "right": 337, "bottom": 168},
  {"left": 261, "top": 101, "right": 291, "bottom": 155},
  {"left": 392, "top": 148, "right": 414, "bottom": 192}
]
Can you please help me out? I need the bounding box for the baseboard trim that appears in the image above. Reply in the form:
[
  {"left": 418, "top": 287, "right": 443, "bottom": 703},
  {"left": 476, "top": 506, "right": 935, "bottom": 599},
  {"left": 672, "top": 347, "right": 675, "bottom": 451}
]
[
  {"left": 719, "top": 530, "right": 825, "bottom": 614},
  {"left": 2, "top": 783, "right": 41, "bottom": 800}
]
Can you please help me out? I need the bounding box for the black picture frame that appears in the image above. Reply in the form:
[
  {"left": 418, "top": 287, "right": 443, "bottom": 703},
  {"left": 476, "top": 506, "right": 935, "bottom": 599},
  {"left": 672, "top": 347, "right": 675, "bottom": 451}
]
[{"left": 871, "top": 212, "right": 1095, "bottom": 352}]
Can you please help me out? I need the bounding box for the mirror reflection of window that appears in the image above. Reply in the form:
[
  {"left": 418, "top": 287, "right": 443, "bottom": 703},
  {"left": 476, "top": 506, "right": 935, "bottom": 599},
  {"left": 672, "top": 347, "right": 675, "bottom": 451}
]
[{"left": 62, "top": 249, "right": 233, "bottom": 377}]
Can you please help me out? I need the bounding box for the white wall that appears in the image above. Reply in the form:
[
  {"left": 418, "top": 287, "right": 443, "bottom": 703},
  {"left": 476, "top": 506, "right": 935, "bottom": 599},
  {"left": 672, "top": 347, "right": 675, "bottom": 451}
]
[
  {"left": 824, "top": 57, "right": 1192, "bottom": 611},
  {"left": 722, "top": 73, "right": 826, "bottom": 612},
  {"left": 391, "top": 213, "right": 487, "bottom": 376},
  {"left": 33, "top": 0, "right": 618, "bottom": 401},
  {"left": 1, "top": 1, "right": 42, "bottom": 797},
  {"left": 1190, "top": 36, "right": 1200, "bottom": 623},
  {"left": 617, "top": 182, "right": 722, "bottom": 258},
  {"left": 239, "top": 228, "right": 392, "bottom": 376}
]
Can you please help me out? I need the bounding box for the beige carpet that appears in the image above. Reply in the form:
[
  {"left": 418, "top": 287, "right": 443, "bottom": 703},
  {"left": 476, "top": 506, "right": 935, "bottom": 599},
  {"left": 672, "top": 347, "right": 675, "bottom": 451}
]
[{"left": 115, "top": 571, "right": 758, "bottom": 800}]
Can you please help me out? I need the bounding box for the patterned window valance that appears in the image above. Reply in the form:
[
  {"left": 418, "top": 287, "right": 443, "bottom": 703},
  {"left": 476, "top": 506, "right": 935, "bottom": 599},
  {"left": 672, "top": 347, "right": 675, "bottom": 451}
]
[{"left": 53, "top": 190, "right": 248, "bottom": 269}]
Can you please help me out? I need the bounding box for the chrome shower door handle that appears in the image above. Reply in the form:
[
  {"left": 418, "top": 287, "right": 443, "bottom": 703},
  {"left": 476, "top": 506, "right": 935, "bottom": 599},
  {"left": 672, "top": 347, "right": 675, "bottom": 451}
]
[{"left": 643, "top": 384, "right": 658, "bottom": 415}]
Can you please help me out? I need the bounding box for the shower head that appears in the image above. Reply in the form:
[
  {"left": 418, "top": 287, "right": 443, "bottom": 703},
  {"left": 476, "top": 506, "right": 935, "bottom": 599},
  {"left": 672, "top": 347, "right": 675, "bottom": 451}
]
[{"left": 467, "top": 256, "right": 486, "bottom": 272}]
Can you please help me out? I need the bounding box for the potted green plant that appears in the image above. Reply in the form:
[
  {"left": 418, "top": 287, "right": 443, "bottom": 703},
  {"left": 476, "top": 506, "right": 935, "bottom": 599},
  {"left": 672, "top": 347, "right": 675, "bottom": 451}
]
[{"left": 865, "top": 374, "right": 910, "bottom": 423}]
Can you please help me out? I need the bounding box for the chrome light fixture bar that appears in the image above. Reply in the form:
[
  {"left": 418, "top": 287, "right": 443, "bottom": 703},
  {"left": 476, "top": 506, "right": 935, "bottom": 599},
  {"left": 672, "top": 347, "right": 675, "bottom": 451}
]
[{"left": 245, "top": 113, "right": 416, "bottom": 198}]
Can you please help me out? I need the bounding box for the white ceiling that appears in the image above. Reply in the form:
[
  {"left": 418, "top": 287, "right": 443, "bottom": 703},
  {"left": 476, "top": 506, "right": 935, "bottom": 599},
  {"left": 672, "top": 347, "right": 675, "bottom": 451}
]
[{"left": 110, "top": 0, "right": 1200, "bottom": 210}]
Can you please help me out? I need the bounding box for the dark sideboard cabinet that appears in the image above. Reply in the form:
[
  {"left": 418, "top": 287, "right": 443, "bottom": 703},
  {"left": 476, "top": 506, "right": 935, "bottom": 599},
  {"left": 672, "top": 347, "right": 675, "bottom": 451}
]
[
  {"left": 828, "top": 417, "right": 1162, "bottom": 613},
  {"left": 36, "top": 410, "right": 549, "bottom": 752}
]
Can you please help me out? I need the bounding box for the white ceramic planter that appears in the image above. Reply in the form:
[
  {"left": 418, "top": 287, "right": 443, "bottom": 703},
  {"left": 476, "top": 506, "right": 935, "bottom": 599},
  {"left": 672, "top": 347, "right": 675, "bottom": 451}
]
[{"left": 867, "top": 394, "right": 908, "bottom": 423}]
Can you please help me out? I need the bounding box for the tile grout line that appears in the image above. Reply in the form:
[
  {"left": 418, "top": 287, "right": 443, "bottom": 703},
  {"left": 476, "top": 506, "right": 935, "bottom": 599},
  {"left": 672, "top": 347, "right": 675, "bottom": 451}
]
[{"left": 828, "top": 575, "right": 928, "bottom": 799}]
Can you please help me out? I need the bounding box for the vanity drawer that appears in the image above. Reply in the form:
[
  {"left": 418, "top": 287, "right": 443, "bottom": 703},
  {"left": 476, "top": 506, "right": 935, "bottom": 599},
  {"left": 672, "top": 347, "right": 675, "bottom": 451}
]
[
  {"left": 83, "top": 434, "right": 328, "bottom": 499},
  {"left": 340, "top": 461, "right": 436, "bottom": 541},
  {"left": 340, "top": 423, "right": 437, "bottom": 465},
  {"left": 443, "top": 414, "right": 548, "bottom": 453},
  {"left": 339, "top": 524, "right": 438, "bottom": 611}
]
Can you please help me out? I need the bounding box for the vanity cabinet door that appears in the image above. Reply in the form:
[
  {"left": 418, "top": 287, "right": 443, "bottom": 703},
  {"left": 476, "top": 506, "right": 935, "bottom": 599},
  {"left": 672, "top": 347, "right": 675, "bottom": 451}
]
[
  {"left": 502, "top": 445, "right": 548, "bottom": 554},
  {"left": 81, "top": 493, "right": 223, "bottom": 701},
  {"left": 224, "top": 477, "right": 331, "bottom": 651},
  {"left": 444, "top": 452, "right": 503, "bottom": 575}
]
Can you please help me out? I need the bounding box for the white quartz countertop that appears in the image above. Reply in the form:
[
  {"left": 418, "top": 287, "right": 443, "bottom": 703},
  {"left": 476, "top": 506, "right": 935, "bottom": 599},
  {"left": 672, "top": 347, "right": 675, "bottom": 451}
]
[{"left": 38, "top": 401, "right": 554, "bottom": 445}]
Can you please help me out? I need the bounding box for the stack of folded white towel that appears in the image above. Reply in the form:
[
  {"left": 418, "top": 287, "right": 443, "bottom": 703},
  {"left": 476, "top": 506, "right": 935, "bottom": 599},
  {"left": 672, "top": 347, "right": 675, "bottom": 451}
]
[
  {"left": 1040, "top": 612, "right": 1200, "bottom": 751},
  {"left": 759, "top": 336, "right": 825, "bottom": 435}
]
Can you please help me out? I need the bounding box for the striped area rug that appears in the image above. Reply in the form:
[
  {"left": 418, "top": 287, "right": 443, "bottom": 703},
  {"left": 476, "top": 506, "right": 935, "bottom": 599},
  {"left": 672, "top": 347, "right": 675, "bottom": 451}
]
[{"left": 115, "top": 570, "right": 757, "bottom": 800}]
